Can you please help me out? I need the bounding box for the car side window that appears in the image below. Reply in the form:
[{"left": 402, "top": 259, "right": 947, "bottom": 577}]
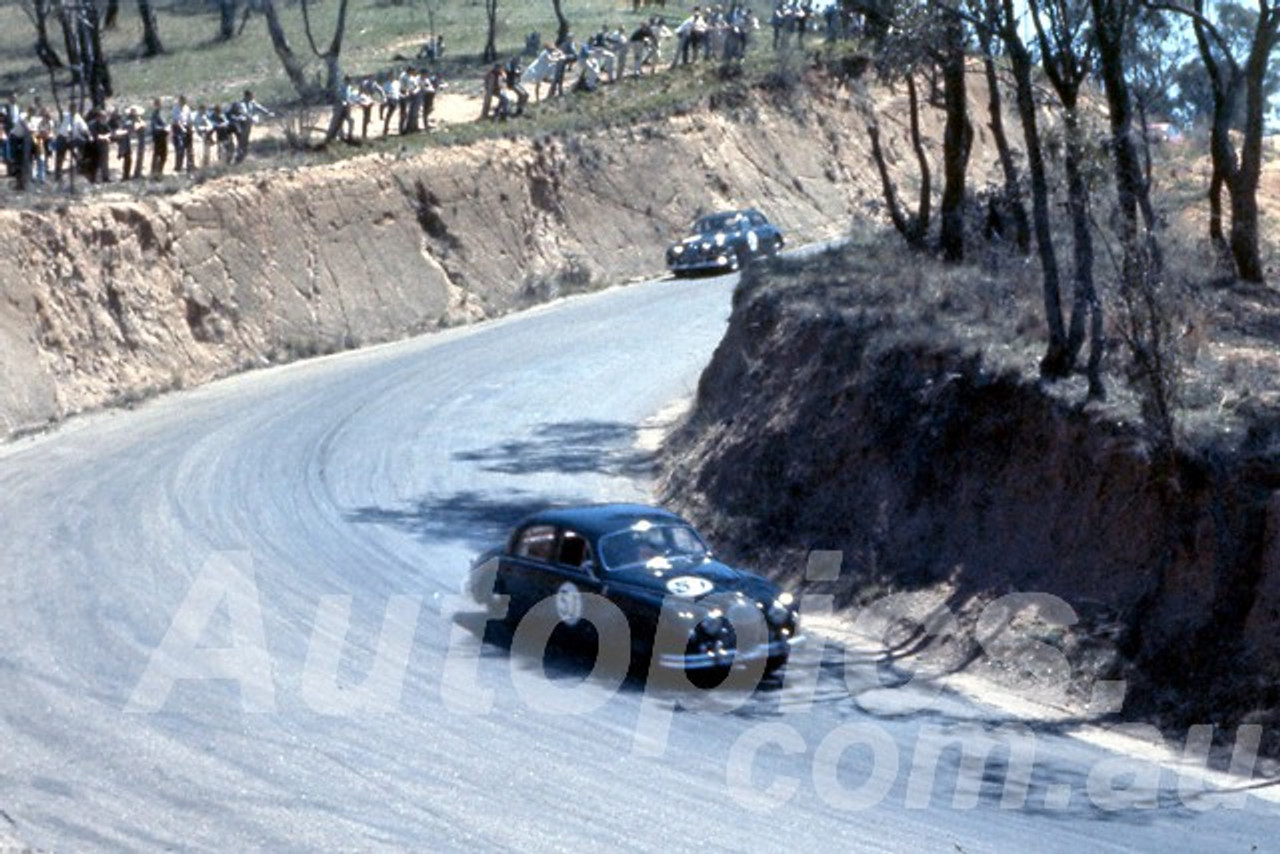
[
  {"left": 557, "top": 531, "right": 593, "bottom": 572},
  {"left": 514, "top": 525, "right": 557, "bottom": 562}
]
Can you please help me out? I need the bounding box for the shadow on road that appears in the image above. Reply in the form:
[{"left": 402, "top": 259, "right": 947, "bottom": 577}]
[
  {"left": 453, "top": 420, "right": 655, "bottom": 478},
  {"left": 345, "top": 418, "right": 656, "bottom": 548},
  {"left": 345, "top": 489, "right": 585, "bottom": 550}
]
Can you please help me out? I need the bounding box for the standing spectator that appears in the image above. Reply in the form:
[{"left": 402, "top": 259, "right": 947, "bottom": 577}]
[
  {"left": 480, "top": 63, "right": 504, "bottom": 120},
  {"left": 3, "top": 92, "right": 18, "bottom": 176},
  {"left": 193, "top": 104, "right": 214, "bottom": 169},
  {"left": 341, "top": 75, "right": 360, "bottom": 142},
  {"left": 31, "top": 105, "right": 51, "bottom": 186},
  {"left": 112, "top": 106, "right": 136, "bottom": 182},
  {"left": 9, "top": 104, "right": 32, "bottom": 190},
  {"left": 149, "top": 97, "right": 169, "bottom": 177},
  {"left": 131, "top": 107, "right": 147, "bottom": 179},
  {"left": 381, "top": 70, "right": 401, "bottom": 137},
  {"left": 771, "top": 2, "right": 789, "bottom": 49},
  {"left": 795, "top": 1, "right": 810, "bottom": 47},
  {"left": 54, "top": 108, "right": 88, "bottom": 185},
  {"left": 673, "top": 9, "right": 703, "bottom": 67},
  {"left": 408, "top": 69, "right": 429, "bottom": 133},
  {"left": 396, "top": 68, "right": 413, "bottom": 133},
  {"left": 401, "top": 68, "right": 421, "bottom": 133},
  {"left": 698, "top": 6, "right": 715, "bottom": 61},
  {"left": 358, "top": 76, "right": 380, "bottom": 140},
  {"left": 231, "top": 89, "right": 271, "bottom": 163},
  {"left": 551, "top": 34, "right": 577, "bottom": 97},
  {"left": 421, "top": 71, "right": 438, "bottom": 129},
  {"left": 87, "top": 108, "right": 113, "bottom": 183},
  {"left": 504, "top": 56, "right": 528, "bottom": 117},
  {"left": 212, "top": 104, "right": 235, "bottom": 164},
  {"left": 171, "top": 95, "right": 194, "bottom": 174}
]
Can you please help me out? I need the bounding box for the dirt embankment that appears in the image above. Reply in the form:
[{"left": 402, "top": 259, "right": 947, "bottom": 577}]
[
  {"left": 0, "top": 85, "right": 900, "bottom": 439},
  {"left": 659, "top": 249, "right": 1280, "bottom": 752}
]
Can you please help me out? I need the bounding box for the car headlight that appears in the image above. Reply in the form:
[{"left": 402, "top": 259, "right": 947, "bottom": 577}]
[
  {"left": 672, "top": 244, "right": 684, "bottom": 254},
  {"left": 698, "top": 610, "right": 725, "bottom": 637},
  {"left": 767, "top": 593, "right": 795, "bottom": 626}
]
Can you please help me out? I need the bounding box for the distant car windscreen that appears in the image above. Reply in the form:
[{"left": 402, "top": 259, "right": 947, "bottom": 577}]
[
  {"left": 694, "top": 213, "right": 743, "bottom": 233},
  {"left": 599, "top": 524, "right": 710, "bottom": 571}
]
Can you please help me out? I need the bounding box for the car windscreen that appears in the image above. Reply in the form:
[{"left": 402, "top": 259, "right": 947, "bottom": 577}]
[
  {"left": 693, "top": 213, "right": 741, "bottom": 233},
  {"left": 598, "top": 524, "right": 710, "bottom": 572}
]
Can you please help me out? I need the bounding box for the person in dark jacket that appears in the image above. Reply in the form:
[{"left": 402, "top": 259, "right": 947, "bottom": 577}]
[{"left": 149, "top": 97, "right": 169, "bottom": 177}]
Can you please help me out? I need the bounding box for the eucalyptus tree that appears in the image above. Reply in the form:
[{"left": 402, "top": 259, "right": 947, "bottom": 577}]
[
  {"left": 261, "top": 0, "right": 313, "bottom": 99},
  {"left": 1147, "top": 0, "right": 1280, "bottom": 283},
  {"left": 937, "top": 0, "right": 973, "bottom": 263},
  {"left": 862, "top": 2, "right": 936, "bottom": 250},
  {"left": 967, "top": 0, "right": 1031, "bottom": 255},
  {"left": 1092, "top": 0, "right": 1175, "bottom": 451},
  {"left": 20, "top": 0, "right": 64, "bottom": 70},
  {"left": 138, "top": 0, "right": 163, "bottom": 56},
  {"left": 298, "top": 0, "right": 356, "bottom": 140},
  {"left": 484, "top": 0, "right": 499, "bottom": 63},
  {"left": 552, "top": 0, "right": 570, "bottom": 45},
  {"left": 992, "top": 0, "right": 1070, "bottom": 379},
  {"left": 219, "top": 0, "right": 237, "bottom": 41},
  {"left": 1027, "top": 0, "right": 1105, "bottom": 396},
  {"left": 62, "top": 0, "right": 111, "bottom": 109}
]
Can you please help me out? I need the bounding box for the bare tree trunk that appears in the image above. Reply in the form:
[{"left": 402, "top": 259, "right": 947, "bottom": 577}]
[
  {"left": 975, "top": 2, "right": 1028, "bottom": 253},
  {"left": 58, "top": 1, "right": 83, "bottom": 110},
  {"left": 298, "top": 0, "right": 354, "bottom": 142},
  {"left": 1026, "top": 0, "right": 1102, "bottom": 394},
  {"left": 484, "top": 0, "right": 499, "bottom": 63},
  {"left": 219, "top": 0, "right": 237, "bottom": 41},
  {"left": 552, "top": 0, "right": 570, "bottom": 45},
  {"left": 1093, "top": 0, "right": 1172, "bottom": 448},
  {"left": 72, "top": 0, "right": 112, "bottom": 109},
  {"left": 907, "top": 75, "right": 932, "bottom": 244},
  {"left": 1159, "top": 0, "right": 1277, "bottom": 282},
  {"left": 1189, "top": 5, "right": 1239, "bottom": 270},
  {"left": 1061, "top": 106, "right": 1104, "bottom": 398},
  {"left": 138, "top": 0, "right": 164, "bottom": 56},
  {"left": 938, "top": 2, "right": 970, "bottom": 263},
  {"left": 866, "top": 75, "right": 930, "bottom": 250},
  {"left": 1207, "top": 156, "right": 1231, "bottom": 259},
  {"left": 260, "top": 0, "right": 315, "bottom": 99},
  {"left": 998, "top": 0, "right": 1066, "bottom": 378},
  {"left": 32, "top": 0, "right": 64, "bottom": 69},
  {"left": 1228, "top": 6, "right": 1279, "bottom": 284}
]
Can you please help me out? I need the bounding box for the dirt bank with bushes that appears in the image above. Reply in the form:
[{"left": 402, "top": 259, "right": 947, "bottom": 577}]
[
  {"left": 0, "top": 82, "right": 911, "bottom": 439},
  {"left": 660, "top": 243, "right": 1280, "bottom": 755}
]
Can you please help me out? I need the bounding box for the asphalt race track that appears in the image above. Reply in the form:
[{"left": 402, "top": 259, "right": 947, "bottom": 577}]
[{"left": 1, "top": 273, "right": 1278, "bottom": 852}]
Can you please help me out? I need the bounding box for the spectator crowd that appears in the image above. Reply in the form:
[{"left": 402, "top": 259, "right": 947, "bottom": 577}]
[
  {"left": 0, "top": 3, "right": 868, "bottom": 193},
  {"left": 1, "top": 88, "right": 272, "bottom": 191}
]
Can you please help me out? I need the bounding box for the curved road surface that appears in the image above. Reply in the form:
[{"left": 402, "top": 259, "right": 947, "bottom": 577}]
[{"left": 1, "top": 274, "right": 1277, "bottom": 851}]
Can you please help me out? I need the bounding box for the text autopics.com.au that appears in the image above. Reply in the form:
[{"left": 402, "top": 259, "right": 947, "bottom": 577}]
[{"left": 122, "top": 549, "right": 1268, "bottom": 814}]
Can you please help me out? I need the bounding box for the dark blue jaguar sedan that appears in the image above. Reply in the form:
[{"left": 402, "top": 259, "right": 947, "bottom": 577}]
[
  {"left": 468, "top": 504, "right": 802, "bottom": 681},
  {"left": 665, "top": 209, "right": 785, "bottom": 276}
]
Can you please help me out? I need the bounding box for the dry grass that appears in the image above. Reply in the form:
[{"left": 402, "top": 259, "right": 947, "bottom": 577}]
[{"left": 749, "top": 183, "right": 1280, "bottom": 458}]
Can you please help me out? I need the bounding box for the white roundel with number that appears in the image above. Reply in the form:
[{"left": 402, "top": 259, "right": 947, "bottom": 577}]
[
  {"left": 747, "top": 230, "right": 759, "bottom": 253},
  {"left": 665, "top": 576, "right": 715, "bottom": 598},
  {"left": 555, "top": 581, "right": 583, "bottom": 626}
]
